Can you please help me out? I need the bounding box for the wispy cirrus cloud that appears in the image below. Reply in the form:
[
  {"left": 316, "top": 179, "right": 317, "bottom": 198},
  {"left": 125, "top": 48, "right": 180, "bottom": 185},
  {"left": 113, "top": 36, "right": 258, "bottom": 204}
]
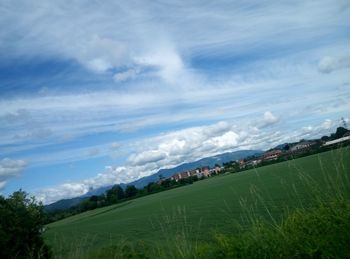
[
  {"left": 0, "top": 158, "right": 27, "bottom": 191},
  {"left": 0, "top": 0, "right": 349, "bottom": 200}
]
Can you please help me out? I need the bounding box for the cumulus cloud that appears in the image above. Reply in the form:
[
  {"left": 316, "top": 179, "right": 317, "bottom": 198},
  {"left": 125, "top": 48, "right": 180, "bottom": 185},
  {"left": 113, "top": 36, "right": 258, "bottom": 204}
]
[
  {"left": 126, "top": 121, "right": 246, "bottom": 172},
  {"left": 264, "top": 111, "right": 278, "bottom": 124},
  {"left": 293, "top": 119, "right": 340, "bottom": 140},
  {"left": 0, "top": 158, "right": 27, "bottom": 191},
  {"left": 36, "top": 121, "right": 248, "bottom": 203},
  {"left": 259, "top": 111, "right": 279, "bottom": 128},
  {"left": 36, "top": 166, "right": 129, "bottom": 204},
  {"left": 207, "top": 131, "right": 239, "bottom": 149},
  {"left": 34, "top": 115, "right": 346, "bottom": 204}
]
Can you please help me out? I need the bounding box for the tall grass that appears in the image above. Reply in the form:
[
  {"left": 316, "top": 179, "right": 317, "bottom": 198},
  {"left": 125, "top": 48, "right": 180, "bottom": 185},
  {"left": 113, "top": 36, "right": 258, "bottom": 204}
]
[{"left": 194, "top": 146, "right": 350, "bottom": 258}]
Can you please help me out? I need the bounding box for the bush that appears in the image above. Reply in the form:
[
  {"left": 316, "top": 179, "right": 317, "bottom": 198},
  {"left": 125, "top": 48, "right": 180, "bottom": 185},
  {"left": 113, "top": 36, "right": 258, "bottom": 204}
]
[{"left": 0, "top": 191, "right": 51, "bottom": 259}]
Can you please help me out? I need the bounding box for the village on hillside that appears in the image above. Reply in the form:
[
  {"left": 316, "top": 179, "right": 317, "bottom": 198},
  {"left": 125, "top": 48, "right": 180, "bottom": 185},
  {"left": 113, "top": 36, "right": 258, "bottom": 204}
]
[{"left": 159, "top": 127, "right": 350, "bottom": 184}]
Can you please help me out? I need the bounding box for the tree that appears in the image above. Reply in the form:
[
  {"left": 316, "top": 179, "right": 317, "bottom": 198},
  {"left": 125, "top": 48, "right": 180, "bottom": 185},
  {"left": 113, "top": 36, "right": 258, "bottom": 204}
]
[
  {"left": 106, "top": 185, "right": 124, "bottom": 204},
  {"left": 145, "top": 182, "right": 162, "bottom": 194},
  {"left": 160, "top": 179, "right": 172, "bottom": 188},
  {"left": 125, "top": 185, "right": 138, "bottom": 198},
  {"left": 335, "top": 127, "right": 348, "bottom": 139},
  {"left": 283, "top": 143, "right": 290, "bottom": 151},
  {"left": 0, "top": 190, "right": 51, "bottom": 258},
  {"left": 321, "top": 135, "right": 330, "bottom": 141}
]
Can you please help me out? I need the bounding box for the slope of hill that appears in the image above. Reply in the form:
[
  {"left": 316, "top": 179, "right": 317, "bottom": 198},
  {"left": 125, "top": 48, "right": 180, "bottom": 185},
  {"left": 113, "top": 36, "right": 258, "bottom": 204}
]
[{"left": 44, "top": 150, "right": 261, "bottom": 211}]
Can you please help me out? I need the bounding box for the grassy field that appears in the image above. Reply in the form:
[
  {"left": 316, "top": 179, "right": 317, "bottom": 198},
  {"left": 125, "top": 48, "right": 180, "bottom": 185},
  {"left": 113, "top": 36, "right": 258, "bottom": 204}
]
[{"left": 44, "top": 147, "right": 350, "bottom": 258}]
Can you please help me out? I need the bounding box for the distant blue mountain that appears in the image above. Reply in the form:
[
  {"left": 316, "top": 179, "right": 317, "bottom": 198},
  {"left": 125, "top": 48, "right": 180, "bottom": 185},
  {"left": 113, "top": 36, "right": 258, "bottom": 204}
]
[
  {"left": 44, "top": 149, "right": 261, "bottom": 211},
  {"left": 44, "top": 196, "right": 87, "bottom": 212},
  {"left": 129, "top": 150, "right": 262, "bottom": 188}
]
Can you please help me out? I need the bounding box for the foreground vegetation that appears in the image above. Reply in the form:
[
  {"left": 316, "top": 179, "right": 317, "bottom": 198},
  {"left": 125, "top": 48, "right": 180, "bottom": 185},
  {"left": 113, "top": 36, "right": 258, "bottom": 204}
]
[
  {"left": 86, "top": 201, "right": 350, "bottom": 258},
  {"left": 0, "top": 191, "right": 51, "bottom": 258},
  {"left": 44, "top": 147, "right": 350, "bottom": 258}
]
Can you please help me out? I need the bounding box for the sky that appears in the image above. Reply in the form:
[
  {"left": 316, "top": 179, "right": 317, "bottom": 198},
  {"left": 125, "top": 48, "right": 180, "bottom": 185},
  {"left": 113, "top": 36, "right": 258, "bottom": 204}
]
[{"left": 0, "top": 0, "right": 349, "bottom": 204}]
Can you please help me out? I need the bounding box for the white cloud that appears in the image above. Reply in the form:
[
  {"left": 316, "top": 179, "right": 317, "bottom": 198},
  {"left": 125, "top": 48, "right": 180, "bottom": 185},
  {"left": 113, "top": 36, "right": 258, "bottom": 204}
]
[
  {"left": 113, "top": 68, "right": 139, "bottom": 82},
  {"left": 207, "top": 131, "right": 239, "bottom": 149},
  {"left": 126, "top": 121, "right": 248, "bottom": 170},
  {"left": 0, "top": 1, "right": 348, "bottom": 85},
  {"left": 34, "top": 121, "right": 252, "bottom": 203},
  {"left": 321, "top": 119, "right": 333, "bottom": 129},
  {"left": 135, "top": 45, "right": 184, "bottom": 83},
  {"left": 87, "top": 58, "right": 113, "bottom": 73},
  {"left": 302, "top": 126, "right": 313, "bottom": 133},
  {"left": 259, "top": 111, "right": 279, "bottom": 128},
  {"left": 264, "top": 111, "right": 278, "bottom": 124},
  {"left": 318, "top": 55, "right": 350, "bottom": 74},
  {"left": 1, "top": 1, "right": 350, "bottom": 202},
  {"left": 35, "top": 115, "right": 347, "bottom": 204},
  {"left": 128, "top": 151, "right": 167, "bottom": 166},
  {"left": 36, "top": 166, "right": 129, "bottom": 204},
  {"left": 110, "top": 142, "right": 121, "bottom": 150},
  {"left": 13, "top": 128, "right": 53, "bottom": 140},
  {"left": 0, "top": 181, "right": 6, "bottom": 191},
  {"left": 0, "top": 158, "right": 27, "bottom": 190},
  {"left": 318, "top": 56, "right": 337, "bottom": 74},
  {"left": 292, "top": 119, "right": 340, "bottom": 140},
  {"left": 74, "top": 35, "right": 129, "bottom": 74}
]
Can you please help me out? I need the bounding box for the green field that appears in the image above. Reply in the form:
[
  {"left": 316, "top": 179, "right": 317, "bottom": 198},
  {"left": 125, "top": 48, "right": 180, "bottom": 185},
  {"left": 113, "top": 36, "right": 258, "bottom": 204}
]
[{"left": 45, "top": 147, "right": 350, "bottom": 258}]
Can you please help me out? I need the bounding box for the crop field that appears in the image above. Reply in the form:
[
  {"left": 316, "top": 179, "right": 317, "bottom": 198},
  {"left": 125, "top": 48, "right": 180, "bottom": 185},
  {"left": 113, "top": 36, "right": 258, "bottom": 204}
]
[{"left": 44, "top": 147, "right": 350, "bottom": 257}]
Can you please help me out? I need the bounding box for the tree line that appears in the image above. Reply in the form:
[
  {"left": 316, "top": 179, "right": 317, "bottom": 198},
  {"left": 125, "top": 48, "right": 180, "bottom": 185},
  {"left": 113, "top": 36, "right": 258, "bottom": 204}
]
[{"left": 45, "top": 175, "right": 200, "bottom": 223}]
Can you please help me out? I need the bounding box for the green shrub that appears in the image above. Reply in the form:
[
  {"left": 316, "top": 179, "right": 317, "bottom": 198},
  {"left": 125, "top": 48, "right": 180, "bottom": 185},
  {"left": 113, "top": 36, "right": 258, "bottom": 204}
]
[{"left": 0, "top": 191, "right": 52, "bottom": 259}]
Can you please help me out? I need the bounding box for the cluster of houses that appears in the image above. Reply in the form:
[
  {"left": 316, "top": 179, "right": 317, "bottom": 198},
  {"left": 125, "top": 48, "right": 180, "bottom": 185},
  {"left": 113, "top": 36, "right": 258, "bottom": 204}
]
[
  {"left": 159, "top": 130, "right": 350, "bottom": 183},
  {"left": 161, "top": 141, "right": 317, "bottom": 183},
  {"left": 160, "top": 165, "right": 224, "bottom": 183},
  {"left": 323, "top": 133, "right": 350, "bottom": 146},
  {"left": 237, "top": 141, "right": 318, "bottom": 169},
  {"left": 238, "top": 132, "right": 350, "bottom": 169}
]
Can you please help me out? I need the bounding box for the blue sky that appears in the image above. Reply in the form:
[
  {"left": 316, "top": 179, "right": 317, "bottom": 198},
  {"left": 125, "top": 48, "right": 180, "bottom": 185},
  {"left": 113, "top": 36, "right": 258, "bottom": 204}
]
[{"left": 0, "top": 0, "right": 349, "bottom": 204}]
